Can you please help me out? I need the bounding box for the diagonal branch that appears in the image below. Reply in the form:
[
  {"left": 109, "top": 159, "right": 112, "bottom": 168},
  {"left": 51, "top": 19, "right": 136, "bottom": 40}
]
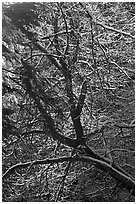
[
  {"left": 79, "top": 2, "right": 135, "bottom": 40},
  {"left": 110, "top": 61, "right": 134, "bottom": 80},
  {"left": 96, "top": 22, "right": 135, "bottom": 39}
]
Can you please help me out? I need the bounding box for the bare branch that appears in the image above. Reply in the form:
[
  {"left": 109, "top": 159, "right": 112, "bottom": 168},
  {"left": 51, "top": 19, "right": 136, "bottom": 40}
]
[
  {"left": 96, "top": 22, "right": 135, "bottom": 39},
  {"left": 3, "top": 155, "right": 135, "bottom": 195},
  {"left": 110, "top": 61, "right": 134, "bottom": 80}
]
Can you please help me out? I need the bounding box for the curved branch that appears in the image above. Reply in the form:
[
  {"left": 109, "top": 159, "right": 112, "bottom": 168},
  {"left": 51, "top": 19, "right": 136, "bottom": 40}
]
[{"left": 3, "top": 155, "right": 135, "bottom": 195}]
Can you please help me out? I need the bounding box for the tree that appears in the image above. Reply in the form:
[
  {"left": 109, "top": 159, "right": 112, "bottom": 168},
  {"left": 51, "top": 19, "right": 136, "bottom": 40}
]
[{"left": 2, "top": 2, "right": 135, "bottom": 202}]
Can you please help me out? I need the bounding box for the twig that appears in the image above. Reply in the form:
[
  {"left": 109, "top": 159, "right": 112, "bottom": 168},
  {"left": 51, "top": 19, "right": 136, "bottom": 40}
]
[
  {"left": 57, "top": 3, "right": 69, "bottom": 55},
  {"left": 41, "top": 30, "right": 72, "bottom": 41}
]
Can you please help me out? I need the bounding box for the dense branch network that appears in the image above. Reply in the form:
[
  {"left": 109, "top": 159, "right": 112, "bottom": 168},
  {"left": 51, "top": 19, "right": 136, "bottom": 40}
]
[{"left": 2, "top": 2, "right": 135, "bottom": 201}]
